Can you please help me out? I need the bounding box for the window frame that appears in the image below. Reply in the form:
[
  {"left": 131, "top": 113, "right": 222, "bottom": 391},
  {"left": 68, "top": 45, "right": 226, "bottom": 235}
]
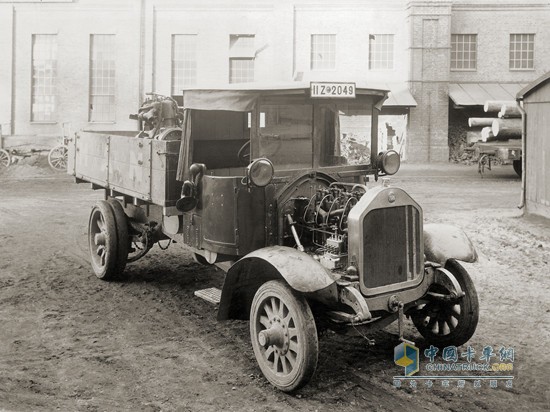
[
  {"left": 31, "top": 34, "right": 58, "bottom": 123},
  {"left": 229, "top": 34, "right": 255, "bottom": 84},
  {"left": 450, "top": 33, "right": 477, "bottom": 71},
  {"left": 368, "top": 34, "right": 394, "bottom": 71},
  {"left": 89, "top": 34, "right": 116, "bottom": 123},
  {"left": 310, "top": 34, "right": 337, "bottom": 71},
  {"left": 171, "top": 34, "right": 198, "bottom": 94},
  {"left": 509, "top": 33, "right": 535, "bottom": 71}
]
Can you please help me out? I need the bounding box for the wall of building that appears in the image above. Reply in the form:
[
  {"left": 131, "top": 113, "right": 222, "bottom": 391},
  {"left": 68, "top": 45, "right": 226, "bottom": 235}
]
[
  {"left": 0, "top": 1, "right": 144, "bottom": 146},
  {"left": 0, "top": 0, "right": 548, "bottom": 163},
  {"left": 450, "top": 1, "right": 550, "bottom": 84}
]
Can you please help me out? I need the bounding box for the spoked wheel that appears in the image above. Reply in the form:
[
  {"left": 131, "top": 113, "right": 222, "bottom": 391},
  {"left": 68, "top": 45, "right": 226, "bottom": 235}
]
[
  {"left": 411, "top": 259, "right": 479, "bottom": 347},
  {"left": 0, "top": 149, "right": 10, "bottom": 168},
  {"left": 88, "top": 200, "right": 120, "bottom": 280},
  {"left": 250, "top": 280, "right": 318, "bottom": 392},
  {"left": 107, "top": 199, "right": 129, "bottom": 274},
  {"left": 48, "top": 144, "right": 68, "bottom": 171}
]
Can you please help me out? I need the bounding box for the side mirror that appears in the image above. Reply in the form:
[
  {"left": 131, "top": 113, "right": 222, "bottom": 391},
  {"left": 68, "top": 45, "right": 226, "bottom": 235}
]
[
  {"left": 246, "top": 158, "right": 274, "bottom": 188},
  {"left": 377, "top": 150, "right": 400, "bottom": 176}
]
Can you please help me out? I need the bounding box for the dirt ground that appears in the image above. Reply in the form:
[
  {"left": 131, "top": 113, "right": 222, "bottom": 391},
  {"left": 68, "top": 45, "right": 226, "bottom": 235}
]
[{"left": 0, "top": 160, "right": 549, "bottom": 411}]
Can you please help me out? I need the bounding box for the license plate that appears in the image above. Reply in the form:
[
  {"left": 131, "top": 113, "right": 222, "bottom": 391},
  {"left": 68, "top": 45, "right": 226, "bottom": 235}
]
[{"left": 310, "top": 82, "right": 356, "bottom": 98}]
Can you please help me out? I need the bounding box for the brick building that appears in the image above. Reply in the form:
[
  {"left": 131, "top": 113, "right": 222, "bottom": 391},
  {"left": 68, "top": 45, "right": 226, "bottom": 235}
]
[{"left": 0, "top": 0, "right": 549, "bottom": 162}]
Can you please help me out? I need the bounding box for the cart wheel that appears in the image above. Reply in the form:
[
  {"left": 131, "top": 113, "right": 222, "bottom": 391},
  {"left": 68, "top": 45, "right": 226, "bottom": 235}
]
[
  {"left": 250, "top": 280, "right": 318, "bottom": 392},
  {"left": 88, "top": 200, "right": 120, "bottom": 280},
  {"left": 513, "top": 160, "right": 522, "bottom": 177},
  {"left": 107, "top": 199, "right": 129, "bottom": 275},
  {"left": 48, "top": 144, "right": 68, "bottom": 171},
  {"left": 0, "top": 149, "right": 10, "bottom": 168},
  {"left": 411, "top": 259, "right": 479, "bottom": 347}
]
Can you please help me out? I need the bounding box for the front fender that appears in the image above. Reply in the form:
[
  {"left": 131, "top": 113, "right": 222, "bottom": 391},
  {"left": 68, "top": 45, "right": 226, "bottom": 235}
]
[
  {"left": 217, "top": 246, "right": 336, "bottom": 320},
  {"left": 424, "top": 224, "right": 477, "bottom": 265}
]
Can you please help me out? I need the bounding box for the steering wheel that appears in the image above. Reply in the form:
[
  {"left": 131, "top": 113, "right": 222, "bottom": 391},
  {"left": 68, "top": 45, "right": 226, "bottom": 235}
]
[{"left": 238, "top": 140, "right": 251, "bottom": 165}]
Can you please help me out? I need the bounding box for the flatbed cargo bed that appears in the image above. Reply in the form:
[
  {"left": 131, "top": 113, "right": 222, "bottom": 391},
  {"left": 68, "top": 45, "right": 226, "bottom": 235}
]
[{"left": 68, "top": 130, "right": 182, "bottom": 208}]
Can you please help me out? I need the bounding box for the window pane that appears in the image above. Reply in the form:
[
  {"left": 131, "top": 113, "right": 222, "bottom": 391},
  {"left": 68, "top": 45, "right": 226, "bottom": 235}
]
[
  {"left": 172, "top": 34, "right": 197, "bottom": 94},
  {"left": 32, "top": 34, "right": 57, "bottom": 122},
  {"left": 311, "top": 34, "right": 336, "bottom": 70},
  {"left": 229, "top": 58, "right": 254, "bottom": 83},
  {"left": 369, "top": 34, "right": 394, "bottom": 70},
  {"left": 89, "top": 34, "right": 116, "bottom": 122},
  {"left": 451, "top": 34, "right": 477, "bottom": 70},
  {"left": 258, "top": 104, "right": 313, "bottom": 170},
  {"left": 509, "top": 34, "right": 534, "bottom": 70}
]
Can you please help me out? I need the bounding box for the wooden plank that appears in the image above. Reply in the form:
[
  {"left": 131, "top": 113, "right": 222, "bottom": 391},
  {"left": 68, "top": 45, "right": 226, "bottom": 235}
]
[
  {"left": 108, "top": 137, "right": 152, "bottom": 199},
  {"left": 74, "top": 133, "right": 108, "bottom": 185}
]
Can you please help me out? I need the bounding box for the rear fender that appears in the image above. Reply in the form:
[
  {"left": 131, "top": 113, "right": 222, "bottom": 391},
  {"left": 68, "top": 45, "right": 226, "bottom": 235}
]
[
  {"left": 424, "top": 224, "right": 477, "bottom": 265},
  {"left": 217, "top": 246, "right": 336, "bottom": 320}
]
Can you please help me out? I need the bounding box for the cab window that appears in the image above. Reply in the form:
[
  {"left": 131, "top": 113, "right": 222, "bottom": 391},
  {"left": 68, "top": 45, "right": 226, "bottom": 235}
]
[
  {"left": 320, "top": 104, "right": 372, "bottom": 167},
  {"left": 258, "top": 104, "right": 313, "bottom": 170}
]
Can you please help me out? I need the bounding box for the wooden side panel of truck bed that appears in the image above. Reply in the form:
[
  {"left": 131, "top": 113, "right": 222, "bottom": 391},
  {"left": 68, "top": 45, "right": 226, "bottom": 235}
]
[{"left": 68, "top": 131, "right": 182, "bottom": 208}]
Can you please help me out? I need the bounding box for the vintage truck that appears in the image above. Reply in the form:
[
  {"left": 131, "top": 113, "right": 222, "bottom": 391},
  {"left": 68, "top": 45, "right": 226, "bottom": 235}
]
[{"left": 68, "top": 84, "right": 479, "bottom": 391}]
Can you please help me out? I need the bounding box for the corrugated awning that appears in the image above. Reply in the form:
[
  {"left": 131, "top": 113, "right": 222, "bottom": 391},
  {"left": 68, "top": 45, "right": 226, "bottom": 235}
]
[
  {"left": 449, "top": 83, "right": 527, "bottom": 106},
  {"left": 383, "top": 84, "right": 417, "bottom": 107}
]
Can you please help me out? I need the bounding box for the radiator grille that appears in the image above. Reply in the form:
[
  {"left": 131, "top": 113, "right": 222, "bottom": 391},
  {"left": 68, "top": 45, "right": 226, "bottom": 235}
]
[{"left": 362, "top": 205, "right": 422, "bottom": 289}]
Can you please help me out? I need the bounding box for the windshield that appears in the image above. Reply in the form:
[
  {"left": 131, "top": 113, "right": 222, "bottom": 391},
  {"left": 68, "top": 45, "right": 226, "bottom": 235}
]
[
  {"left": 258, "top": 104, "right": 313, "bottom": 170},
  {"left": 255, "top": 101, "right": 373, "bottom": 171},
  {"left": 320, "top": 104, "right": 372, "bottom": 167}
]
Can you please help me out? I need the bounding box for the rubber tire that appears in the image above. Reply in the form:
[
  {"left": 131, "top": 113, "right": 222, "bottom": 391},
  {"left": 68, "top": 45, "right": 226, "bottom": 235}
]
[
  {"left": 88, "top": 200, "right": 119, "bottom": 281},
  {"left": 250, "top": 280, "right": 318, "bottom": 392},
  {"left": 412, "top": 259, "right": 479, "bottom": 347},
  {"left": 513, "top": 160, "right": 522, "bottom": 177},
  {"left": 107, "top": 199, "right": 129, "bottom": 275}
]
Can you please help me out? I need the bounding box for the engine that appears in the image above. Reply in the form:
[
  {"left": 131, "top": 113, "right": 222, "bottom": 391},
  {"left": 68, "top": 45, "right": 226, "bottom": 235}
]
[
  {"left": 283, "top": 182, "right": 366, "bottom": 275},
  {"left": 130, "top": 93, "right": 183, "bottom": 140}
]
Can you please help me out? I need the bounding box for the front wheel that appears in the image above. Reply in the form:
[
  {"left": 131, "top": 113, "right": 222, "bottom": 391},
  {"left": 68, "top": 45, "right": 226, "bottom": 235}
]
[
  {"left": 411, "top": 259, "right": 479, "bottom": 347},
  {"left": 250, "top": 280, "right": 318, "bottom": 392}
]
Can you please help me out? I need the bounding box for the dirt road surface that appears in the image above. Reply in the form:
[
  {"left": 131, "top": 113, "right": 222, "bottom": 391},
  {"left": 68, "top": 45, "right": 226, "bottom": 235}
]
[{"left": 0, "top": 161, "right": 549, "bottom": 411}]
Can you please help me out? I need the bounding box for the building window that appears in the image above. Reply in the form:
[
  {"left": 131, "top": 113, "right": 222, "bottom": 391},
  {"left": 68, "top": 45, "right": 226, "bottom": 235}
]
[
  {"left": 31, "top": 34, "right": 57, "bottom": 122},
  {"left": 172, "top": 34, "right": 197, "bottom": 94},
  {"left": 311, "top": 34, "right": 336, "bottom": 70},
  {"left": 451, "top": 34, "right": 477, "bottom": 71},
  {"left": 89, "top": 34, "right": 116, "bottom": 122},
  {"left": 369, "top": 34, "right": 394, "bottom": 70},
  {"left": 229, "top": 34, "right": 255, "bottom": 83},
  {"left": 509, "top": 34, "right": 534, "bottom": 70}
]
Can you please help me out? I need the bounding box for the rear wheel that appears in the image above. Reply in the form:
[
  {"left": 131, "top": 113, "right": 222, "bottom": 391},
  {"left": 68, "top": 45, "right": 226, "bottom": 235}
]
[
  {"left": 411, "top": 259, "right": 479, "bottom": 347},
  {"left": 250, "top": 280, "right": 318, "bottom": 392},
  {"left": 513, "top": 160, "right": 522, "bottom": 177},
  {"left": 107, "top": 199, "right": 129, "bottom": 275},
  {"left": 88, "top": 201, "right": 120, "bottom": 280}
]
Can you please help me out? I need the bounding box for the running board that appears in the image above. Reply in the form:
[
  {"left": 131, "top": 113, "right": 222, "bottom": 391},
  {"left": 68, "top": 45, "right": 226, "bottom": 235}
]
[{"left": 194, "top": 287, "right": 221, "bottom": 304}]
